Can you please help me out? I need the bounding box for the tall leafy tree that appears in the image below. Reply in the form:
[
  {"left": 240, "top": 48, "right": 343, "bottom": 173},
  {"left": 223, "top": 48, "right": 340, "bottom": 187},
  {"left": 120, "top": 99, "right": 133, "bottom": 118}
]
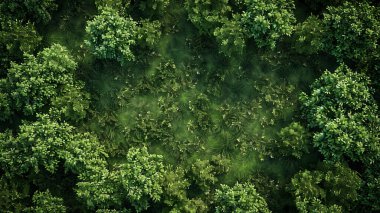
[
  {"left": 300, "top": 64, "right": 380, "bottom": 165},
  {"left": 291, "top": 163, "right": 362, "bottom": 212},
  {"left": 295, "top": 2, "right": 380, "bottom": 64},
  {"left": 213, "top": 182, "right": 270, "bottom": 213},
  {"left": 322, "top": 2, "right": 380, "bottom": 63},
  {"left": 214, "top": 15, "right": 247, "bottom": 57},
  {"left": 76, "top": 147, "right": 165, "bottom": 212},
  {"left": 0, "top": 114, "right": 108, "bottom": 211},
  {"left": 185, "top": 0, "right": 231, "bottom": 35},
  {"left": 275, "top": 122, "right": 310, "bottom": 159},
  {"left": 29, "top": 190, "right": 66, "bottom": 213},
  {"left": 85, "top": 7, "right": 137, "bottom": 64},
  {"left": 241, "top": 0, "right": 296, "bottom": 49},
  {"left": 5, "top": 44, "right": 89, "bottom": 121},
  {"left": 0, "top": 0, "right": 57, "bottom": 24},
  {"left": 0, "top": 114, "right": 107, "bottom": 177},
  {"left": 0, "top": 17, "right": 41, "bottom": 73}
]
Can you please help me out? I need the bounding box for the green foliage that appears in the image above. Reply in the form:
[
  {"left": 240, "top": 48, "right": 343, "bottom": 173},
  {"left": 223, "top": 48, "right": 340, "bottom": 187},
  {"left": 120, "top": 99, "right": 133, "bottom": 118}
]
[
  {"left": 77, "top": 147, "right": 164, "bottom": 212},
  {"left": 5, "top": 44, "right": 89, "bottom": 121},
  {"left": 213, "top": 182, "right": 270, "bottom": 213},
  {"left": 214, "top": 16, "right": 247, "bottom": 57},
  {"left": 0, "top": 114, "right": 107, "bottom": 176},
  {"left": 162, "top": 167, "right": 190, "bottom": 207},
  {"left": 241, "top": 0, "right": 296, "bottom": 49},
  {"left": 0, "top": 17, "right": 41, "bottom": 71},
  {"left": 135, "top": 0, "right": 170, "bottom": 18},
  {"left": 117, "top": 147, "right": 165, "bottom": 211},
  {"left": 29, "top": 190, "right": 66, "bottom": 213},
  {"left": 322, "top": 2, "right": 380, "bottom": 62},
  {"left": 291, "top": 162, "right": 362, "bottom": 212},
  {"left": 300, "top": 64, "right": 380, "bottom": 164},
  {"left": 293, "top": 16, "right": 325, "bottom": 55},
  {"left": 169, "top": 198, "right": 208, "bottom": 213},
  {"left": 190, "top": 155, "right": 230, "bottom": 192},
  {"left": 0, "top": 0, "right": 57, "bottom": 24},
  {"left": 185, "top": 0, "right": 230, "bottom": 34},
  {"left": 0, "top": 80, "right": 11, "bottom": 121},
  {"left": 360, "top": 175, "right": 380, "bottom": 211},
  {"left": 295, "top": 2, "right": 380, "bottom": 63},
  {"left": 276, "top": 122, "right": 310, "bottom": 159},
  {"left": 304, "top": 0, "right": 347, "bottom": 11},
  {"left": 137, "top": 20, "right": 162, "bottom": 48},
  {"left": 0, "top": 177, "right": 29, "bottom": 212},
  {"left": 95, "top": 0, "right": 170, "bottom": 18},
  {"left": 85, "top": 7, "right": 137, "bottom": 64},
  {"left": 1, "top": 0, "right": 379, "bottom": 211}
]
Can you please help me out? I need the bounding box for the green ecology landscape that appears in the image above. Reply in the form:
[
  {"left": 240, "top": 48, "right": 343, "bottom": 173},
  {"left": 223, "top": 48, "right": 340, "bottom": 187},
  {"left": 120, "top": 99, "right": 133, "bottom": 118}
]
[{"left": 0, "top": 0, "right": 379, "bottom": 212}]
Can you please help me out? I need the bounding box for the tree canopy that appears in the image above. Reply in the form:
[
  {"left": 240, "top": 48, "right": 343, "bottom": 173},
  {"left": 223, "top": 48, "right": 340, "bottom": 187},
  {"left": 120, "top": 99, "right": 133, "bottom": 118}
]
[
  {"left": 0, "top": 0, "right": 379, "bottom": 212},
  {"left": 300, "top": 64, "right": 380, "bottom": 165}
]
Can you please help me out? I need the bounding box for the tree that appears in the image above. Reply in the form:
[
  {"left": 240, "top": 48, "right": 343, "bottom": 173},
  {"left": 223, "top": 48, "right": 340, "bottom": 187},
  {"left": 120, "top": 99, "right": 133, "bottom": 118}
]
[
  {"left": 0, "top": 17, "right": 41, "bottom": 72},
  {"left": 185, "top": 0, "right": 231, "bottom": 35},
  {"left": 137, "top": 19, "right": 162, "bottom": 48},
  {"left": 29, "top": 190, "right": 66, "bottom": 213},
  {"left": 162, "top": 167, "right": 190, "bottom": 207},
  {"left": 241, "top": 0, "right": 296, "bottom": 49},
  {"left": 76, "top": 147, "right": 165, "bottom": 212},
  {"left": 0, "top": 0, "right": 57, "bottom": 24},
  {"left": 0, "top": 79, "right": 11, "bottom": 121},
  {"left": 214, "top": 16, "right": 247, "bottom": 57},
  {"left": 190, "top": 155, "right": 230, "bottom": 192},
  {"left": 293, "top": 15, "right": 325, "bottom": 55},
  {"left": 95, "top": 0, "right": 170, "bottom": 19},
  {"left": 290, "top": 163, "right": 362, "bottom": 212},
  {"left": 5, "top": 44, "right": 89, "bottom": 121},
  {"left": 300, "top": 64, "right": 380, "bottom": 165},
  {"left": 294, "top": 2, "right": 380, "bottom": 63},
  {"left": 0, "top": 114, "right": 107, "bottom": 177},
  {"left": 85, "top": 7, "right": 137, "bottom": 64},
  {"left": 322, "top": 2, "right": 380, "bottom": 63},
  {"left": 213, "top": 182, "right": 270, "bottom": 213},
  {"left": 0, "top": 114, "right": 108, "bottom": 211},
  {"left": 276, "top": 122, "right": 310, "bottom": 159}
]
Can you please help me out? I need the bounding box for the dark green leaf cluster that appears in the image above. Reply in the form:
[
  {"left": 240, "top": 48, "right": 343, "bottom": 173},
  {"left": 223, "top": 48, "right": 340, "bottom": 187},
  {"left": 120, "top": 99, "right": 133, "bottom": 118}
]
[
  {"left": 186, "top": 0, "right": 296, "bottom": 56},
  {"left": 241, "top": 0, "right": 296, "bottom": 49},
  {"left": 1, "top": 44, "right": 89, "bottom": 121},
  {"left": 213, "top": 182, "right": 270, "bottom": 213},
  {"left": 29, "top": 190, "right": 66, "bottom": 213},
  {"left": 323, "top": 2, "right": 380, "bottom": 63},
  {"left": 291, "top": 163, "right": 362, "bottom": 212},
  {"left": 0, "top": 0, "right": 57, "bottom": 24},
  {"left": 300, "top": 64, "right": 380, "bottom": 165},
  {"left": 296, "top": 2, "right": 380, "bottom": 63},
  {"left": 86, "top": 7, "right": 137, "bottom": 64},
  {"left": 76, "top": 147, "right": 165, "bottom": 212},
  {"left": 0, "top": 17, "right": 41, "bottom": 71},
  {"left": 0, "top": 114, "right": 107, "bottom": 176},
  {"left": 276, "top": 122, "right": 310, "bottom": 159}
]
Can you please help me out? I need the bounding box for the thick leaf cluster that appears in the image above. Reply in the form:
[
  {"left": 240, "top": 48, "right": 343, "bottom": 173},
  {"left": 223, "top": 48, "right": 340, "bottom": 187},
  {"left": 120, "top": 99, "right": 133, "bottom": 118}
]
[
  {"left": 0, "top": 0, "right": 57, "bottom": 24},
  {"left": 241, "top": 0, "right": 296, "bottom": 49},
  {"left": 300, "top": 64, "right": 380, "bottom": 164},
  {"left": 4, "top": 44, "right": 89, "bottom": 121},
  {"left": 291, "top": 163, "right": 362, "bottom": 212},
  {"left": 0, "top": 114, "right": 107, "bottom": 176},
  {"left": 86, "top": 7, "right": 137, "bottom": 64},
  {"left": 214, "top": 182, "right": 270, "bottom": 213},
  {"left": 76, "top": 147, "right": 165, "bottom": 212}
]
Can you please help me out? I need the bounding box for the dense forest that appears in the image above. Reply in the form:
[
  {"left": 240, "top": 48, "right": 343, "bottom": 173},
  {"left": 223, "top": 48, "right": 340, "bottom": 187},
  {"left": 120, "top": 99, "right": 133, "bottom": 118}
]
[{"left": 0, "top": 0, "right": 379, "bottom": 212}]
